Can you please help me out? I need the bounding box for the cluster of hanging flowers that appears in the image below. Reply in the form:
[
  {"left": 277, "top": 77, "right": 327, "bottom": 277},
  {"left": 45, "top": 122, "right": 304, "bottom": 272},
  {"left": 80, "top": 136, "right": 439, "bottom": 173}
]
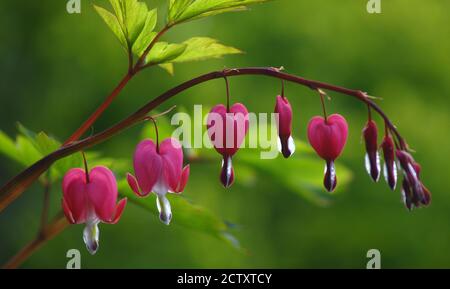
[{"left": 61, "top": 77, "right": 431, "bottom": 254}]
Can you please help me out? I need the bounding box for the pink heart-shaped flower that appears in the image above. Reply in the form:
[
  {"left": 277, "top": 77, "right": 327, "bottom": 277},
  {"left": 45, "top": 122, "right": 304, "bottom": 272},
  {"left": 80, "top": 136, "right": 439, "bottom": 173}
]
[
  {"left": 274, "top": 95, "right": 295, "bottom": 158},
  {"left": 206, "top": 103, "right": 249, "bottom": 187},
  {"left": 207, "top": 103, "right": 249, "bottom": 157},
  {"left": 127, "top": 137, "right": 189, "bottom": 225},
  {"left": 62, "top": 166, "right": 126, "bottom": 225},
  {"left": 307, "top": 114, "right": 348, "bottom": 192},
  {"left": 307, "top": 114, "right": 348, "bottom": 161},
  {"left": 62, "top": 166, "right": 127, "bottom": 254}
]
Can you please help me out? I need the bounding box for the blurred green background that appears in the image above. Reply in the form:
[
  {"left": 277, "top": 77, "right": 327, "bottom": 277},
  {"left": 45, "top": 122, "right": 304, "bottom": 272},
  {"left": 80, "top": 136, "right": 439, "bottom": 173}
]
[{"left": 0, "top": 0, "right": 449, "bottom": 268}]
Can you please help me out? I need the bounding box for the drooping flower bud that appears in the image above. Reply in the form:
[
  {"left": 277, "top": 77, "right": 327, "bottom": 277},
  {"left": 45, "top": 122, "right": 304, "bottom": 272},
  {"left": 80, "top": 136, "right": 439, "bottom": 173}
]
[
  {"left": 401, "top": 178, "right": 413, "bottom": 211},
  {"left": 62, "top": 166, "right": 127, "bottom": 254},
  {"left": 380, "top": 135, "right": 397, "bottom": 190},
  {"left": 206, "top": 103, "right": 249, "bottom": 188},
  {"left": 307, "top": 114, "right": 349, "bottom": 192},
  {"left": 396, "top": 150, "right": 431, "bottom": 209},
  {"left": 274, "top": 95, "right": 295, "bottom": 158},
  {"left": 362, "top": 120, "right": 380, "bottom": 182},
  {"left": 127, "top": 138, "right": 190, "bottom": 225}
]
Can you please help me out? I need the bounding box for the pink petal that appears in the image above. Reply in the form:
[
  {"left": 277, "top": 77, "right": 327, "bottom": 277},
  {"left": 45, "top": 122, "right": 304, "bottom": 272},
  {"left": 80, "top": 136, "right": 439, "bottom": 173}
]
[
  {"left": 307, "top": 114, "right": 348, "bottom": 161},
  {"left": 127, "top": 173, "right": 145, "bottom": 196},
  {"left": 229, "top": 103, "right": 249, "bottom": 154},
  {"left": 62, "top": 198, "right": 76, "bottom": 224},
  {"left": 134, "top": 139, "right": 162, "bottom": 195},
  {"left": 274, "top": 95, "right": 293, "bottom": 137},
  {"left": 106, "top": 198, "right": 127, "bottom": 224},
  {"left": 62, "top": 168, "right": 87, "bottom": 224},
  {"left": 206, "top": 103, "right": 249, "bottom": 157},
  {"left": 86, "top": 166, "right": 118, "bottom": 223},
  {"left": 160, "top": 138, "right": 183, "bottom": 192},
  {"left": 175, "top": 165, "right": 190, "bottom": 193},
  {"left": 207, "top": 104, "right": 227, "bottom": 155}
]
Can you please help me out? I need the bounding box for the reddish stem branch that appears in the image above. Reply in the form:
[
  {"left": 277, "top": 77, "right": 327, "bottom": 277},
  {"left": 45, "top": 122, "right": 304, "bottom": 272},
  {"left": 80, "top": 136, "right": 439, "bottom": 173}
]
[
  {"left": 63, "top": 25, "right": 171, "bottom": 146},
  {"left": 2, "top": 152, "right": 210, "bottom": 269},
  {"left": 0, "top": 67, "right": 406, "bottom": 213},
  {"left": 2, "top": 215, "right": 69, "bottom": 269},
  {"left": 63, "top": 73, "right": 133, "bottom": 145}
]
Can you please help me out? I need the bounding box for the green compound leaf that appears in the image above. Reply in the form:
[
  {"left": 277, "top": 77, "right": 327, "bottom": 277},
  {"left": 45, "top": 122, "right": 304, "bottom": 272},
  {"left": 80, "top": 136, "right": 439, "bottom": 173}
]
[
  {"left": 95, "top": 0, "right": 158, "bottom": 57},
  {"left": 94, "top": 5, "right": 128, "bottom": 49},
  {"left": 172, "top": 37, "right": 242, "bottom": 63},
  {"left": 0, "top": 131, "right": 41, "bottom": 168},
  {"left": 168, "top": 0, "right": 272, "bottom": 25},
  {"left": 158, "top": 63, "right": 175, "bottom": 75},
  {"left": 156, "top": 37, "right": 242, "bottom": 74},
  {"left": 0, "top": 124, "right": 241, "bottom": 250},
  {"left": 131, "top": 8, "right": 158, "bottom": 56},
  {"left": 145, "top": 42, "right": 187, "bottom": 65}
]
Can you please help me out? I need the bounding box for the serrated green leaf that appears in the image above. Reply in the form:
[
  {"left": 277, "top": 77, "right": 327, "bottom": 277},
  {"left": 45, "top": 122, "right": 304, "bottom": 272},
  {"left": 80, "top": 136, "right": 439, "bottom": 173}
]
[
  {"left": 172, "top": 37, "right": 242, "bottom": 63},
  {"left": 168, "top": 0, "right": 193, "bottom": 23},
  {"left": 109, "top": 0, "right": 125, "bottom": 25},
  {"left": 0, "top": 125, "right": 117, "bottom": 182},
  {"left": 132, "top": 9, "right": 158, "bottom": 56},
  {"left": 158, "top": 63, "right": 175, "bottom": 75},
  {"left": 146, "top": 42, "right": 187, "bottom": 65},
  {"left": 168, "top": 0, "right": 271, "bottom": 24},
  {"left": 94, "top": 5, "right": 128, "bottom": 49},
  {"left": 35, "top": 132, "right": 60, "bottom": 155},
  {"left": 97, "top": 0, "right": 158, "bottom": 55},
  {"left": 0, "top": 131, "right": 41, "bottom": 168},
  {"left": 123, "top": 0, "right": 149, "bottom": 44},
  {"left": 118, "top": 179, "right": 241, "bottom": 250},
  {"left": 0, "top": 131, "right": 26, "bottom": 165}
]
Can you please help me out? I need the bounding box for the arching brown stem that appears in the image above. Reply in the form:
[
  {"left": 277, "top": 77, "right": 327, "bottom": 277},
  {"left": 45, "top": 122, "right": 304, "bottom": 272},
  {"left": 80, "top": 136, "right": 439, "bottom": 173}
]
[{"left": 0, "top": 67, "right": 406, "bottom": 213}]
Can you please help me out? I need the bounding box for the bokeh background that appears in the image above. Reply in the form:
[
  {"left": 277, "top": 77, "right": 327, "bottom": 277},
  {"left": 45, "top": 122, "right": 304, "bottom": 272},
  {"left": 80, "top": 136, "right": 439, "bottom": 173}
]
[{"left": 0, "top": 0, "right": 449, "bottom": 268}]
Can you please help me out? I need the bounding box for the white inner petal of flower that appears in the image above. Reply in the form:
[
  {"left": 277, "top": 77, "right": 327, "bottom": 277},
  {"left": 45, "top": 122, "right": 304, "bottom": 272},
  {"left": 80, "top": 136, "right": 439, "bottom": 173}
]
[
  {"left": 393, "top": 161, "right": 398, "bottom": 184},
  {"left": 364, "top": 152, "right": 381, "bottom": 181},
  {"left": 83, "top": 219, "right": 99, "bottom": 255},
  {"left": 277, "top": 137, "right": 282, "bottom": 153},
  {"left": 287, "top": 136, "right": 296, "bottom": 155},
  {"left": 330, "top": 163, "right": 336, "bottom": 185},
  {"left": 383, "top": 161, "right": 397, "bottom": 189},
  {"left": 153, "top": 173, "right": 172, "bottom": 225},
  {"left": 82, "top": 202, "right": 100, "bottom": 255},
  {"left": 225, "top": 157, "right": 232, "bottom": 178},
  {"left": 324, "top": 162, "right": 336, "bottom": 185},
  {"left": 401, "top": 188, "right": 407, "bottom": 204}
]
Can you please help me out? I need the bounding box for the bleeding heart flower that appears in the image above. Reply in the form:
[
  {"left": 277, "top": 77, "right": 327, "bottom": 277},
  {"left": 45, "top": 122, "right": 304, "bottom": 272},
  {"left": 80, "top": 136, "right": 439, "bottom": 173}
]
[
  {"left": 206, "top": 103, "right": 249, "bottom": 187},
  {"left": 62, "top": 166, "right": 127, "bottom": 255},
  {"left": 363, "top": 120, "right": 380, "bottom": 182},
  {"left": 274, "top": 95, "right": 295, "bottom": 158},
  {"left": 380, "top": 135, "right": 397, "bottom": 190},
  {"left": 127, "top": 137, "right": 189, "bottom": 225},
  {"left": 396, "top": 150, "right": 430, "bottom": 210},
  {"left": 307, "top": 114, "right": 348, "bottom": 192}
]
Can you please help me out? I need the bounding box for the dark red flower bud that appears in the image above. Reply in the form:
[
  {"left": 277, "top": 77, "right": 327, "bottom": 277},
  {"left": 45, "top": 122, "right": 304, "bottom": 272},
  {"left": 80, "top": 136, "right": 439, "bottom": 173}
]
[
  {"left": 307, "top": 114, "right": 348, "bottom": 192},
  {"left": 363, "top": 120, "right": 380, "bottom": 182},
  {"left": 396, "top": 150, "right": 431, "bottom": 209},
  {"left": 401, "top": 178, "right": 413, "bottom": 211},
  {"left": 421, "top": 184, "right": 432, "bottom": 206},
  {"left": 381, "top": 135, "right": 397, "bottom": 190},
  {"left": 274, "top": 95, "right": 295, "bottom": 158},
  {"left": 207, "top": 103, "right": 249, "bottom": 188}
]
